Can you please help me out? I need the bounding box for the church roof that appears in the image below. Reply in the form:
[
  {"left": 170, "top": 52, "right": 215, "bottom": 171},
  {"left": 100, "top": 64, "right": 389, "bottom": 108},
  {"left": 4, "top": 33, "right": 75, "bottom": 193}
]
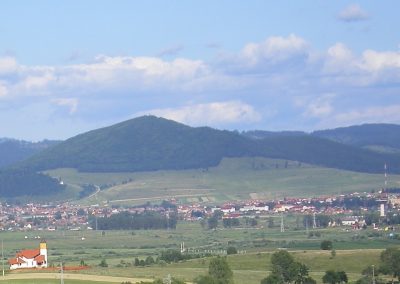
[{"left": 16, "top": 249, "right": 40, "bottom": 259}]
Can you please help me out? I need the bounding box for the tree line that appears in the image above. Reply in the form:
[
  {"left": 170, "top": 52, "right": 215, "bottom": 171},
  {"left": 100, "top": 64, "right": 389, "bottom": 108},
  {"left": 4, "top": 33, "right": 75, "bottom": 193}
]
[{"left": 90, "top": 211, "right": 177, "bottom": 230}]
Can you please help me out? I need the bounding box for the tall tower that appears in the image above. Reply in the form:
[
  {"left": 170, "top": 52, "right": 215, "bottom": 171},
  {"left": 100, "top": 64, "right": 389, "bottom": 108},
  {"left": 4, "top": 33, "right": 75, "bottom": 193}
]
[
  {"left": 40, "top": 240, "right": 48, "bottom": 266},
  {"left": 384, "top": 163, "right": 388, "bottom": 189},
  {"left": 378, "top": 163, "right": 389, "bottom": 217}
]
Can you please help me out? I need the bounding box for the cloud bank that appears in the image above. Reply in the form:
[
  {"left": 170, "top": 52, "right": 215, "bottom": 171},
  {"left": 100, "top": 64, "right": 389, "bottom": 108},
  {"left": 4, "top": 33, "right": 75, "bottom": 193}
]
[{"left": 1, "top": 34, "right": 400, "bottom": 139}]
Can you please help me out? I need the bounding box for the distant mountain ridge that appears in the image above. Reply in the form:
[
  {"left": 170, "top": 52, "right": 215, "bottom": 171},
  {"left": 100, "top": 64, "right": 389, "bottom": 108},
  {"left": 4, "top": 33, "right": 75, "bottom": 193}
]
[
  {"left": 0, "top": 139, "right": 60, "bottom": 169},
  {"left": 17, "top": 116, "right": 400, "bottom": 174},
  {"left": 312, "top": 124, "right": 400, "bottom": 153},
  {"left": 243, "top": 124, "right": 400, "bottom": 154}
]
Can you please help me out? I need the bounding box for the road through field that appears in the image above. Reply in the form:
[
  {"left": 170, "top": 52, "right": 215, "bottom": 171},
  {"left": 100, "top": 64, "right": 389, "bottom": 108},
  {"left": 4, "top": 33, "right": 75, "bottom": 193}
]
[{"left": 0, "top": 273, "right": 153, "bottom": 283}]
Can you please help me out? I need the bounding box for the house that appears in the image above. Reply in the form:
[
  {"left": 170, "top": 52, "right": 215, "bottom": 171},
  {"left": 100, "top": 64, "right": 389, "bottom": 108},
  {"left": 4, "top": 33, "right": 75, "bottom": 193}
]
[{"left": 8, "top": 241, "right": 48, "bottom": 270}]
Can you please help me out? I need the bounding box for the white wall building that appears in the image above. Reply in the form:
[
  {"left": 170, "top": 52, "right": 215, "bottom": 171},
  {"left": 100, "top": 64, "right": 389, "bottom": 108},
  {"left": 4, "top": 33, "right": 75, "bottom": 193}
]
[{"left": 9, "top": 241, "right": 48, "bottom": 270}]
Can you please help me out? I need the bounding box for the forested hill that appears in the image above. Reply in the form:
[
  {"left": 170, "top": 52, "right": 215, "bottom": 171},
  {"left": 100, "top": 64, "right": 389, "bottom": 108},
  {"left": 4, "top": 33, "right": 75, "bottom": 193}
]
[
  {"left": 18, "top": 116, "right": 400, "bottom": 174},
  {"left": 0, "top": 169, "right": 65, "bottom": 198},
  {"left": 257, "top": 135, "right": 399, "bottom": 174},
  {"left": 312, "top": 124, "right": 400, "bottom": 153},
  {"left": 20, "top": 116, "right": 257, "bottom": 172},
  {"left": 0, "top": 139, "right": 60, "bottom": 169}
]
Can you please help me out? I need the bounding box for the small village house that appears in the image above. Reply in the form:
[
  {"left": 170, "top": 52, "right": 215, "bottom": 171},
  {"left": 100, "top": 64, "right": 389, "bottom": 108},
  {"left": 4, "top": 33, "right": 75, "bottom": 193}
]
[{"left": 8, "top": 241, "right": 48, "bottom": 270}]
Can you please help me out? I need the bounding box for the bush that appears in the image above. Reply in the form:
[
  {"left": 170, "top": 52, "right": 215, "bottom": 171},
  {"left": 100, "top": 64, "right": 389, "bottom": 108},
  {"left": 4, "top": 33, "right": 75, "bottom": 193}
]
[
  {"left": 226, "top": 246, "right": 237, "bottom": 255},
  {"left": 99, "top": 259, "right": 108, "bottom": 267},
  {"left": 320, "top": 240, "right": 333, "bottom": 250}
]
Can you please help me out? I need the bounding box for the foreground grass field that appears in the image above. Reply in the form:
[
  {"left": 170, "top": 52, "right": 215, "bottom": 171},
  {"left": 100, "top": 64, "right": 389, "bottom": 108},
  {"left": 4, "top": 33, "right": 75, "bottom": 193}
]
[
  {"left": 0, "top": 249, "right": 385, "bottom": 284},
  {"left": 46, "top": 157, "right": 400, "bottom": 204},
  {"left": 1, "top": 220, "right": 399, "bottom": 284},
  {"left": 0, "top": 280, "right": 105, "bottom": 284}
]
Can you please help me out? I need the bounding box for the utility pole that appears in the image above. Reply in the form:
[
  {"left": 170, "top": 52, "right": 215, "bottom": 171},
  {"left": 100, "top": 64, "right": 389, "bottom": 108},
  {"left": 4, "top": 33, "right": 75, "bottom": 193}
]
[
  {"left": 60, "top": 262, "right": 64, "bottom": 284},
  {"left": 306, "top": 219, "right": 309, "bottom": 235},
  {"left": 280, "top": 213, "right": 285, "bottom": 233},
  {"left": 313, "top": 212, "right": 317, "bottom": 229},
  {"left": 2, "top": 240, "right": 4, "bottom": 277},
  {"left": 372, "top": 265, "right": 375, "bottom": 284}
]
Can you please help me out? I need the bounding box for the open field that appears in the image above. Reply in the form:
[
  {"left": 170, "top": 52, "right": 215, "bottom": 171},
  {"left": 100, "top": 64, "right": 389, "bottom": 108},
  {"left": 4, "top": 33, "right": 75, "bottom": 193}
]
[
  {"left": 0, "top": 273, "right": 152, "bottom": 283},
  {"left": 1, "top": 220, "right": 400, "bottom": 284},
  {"left": 46, "top": 157, "right": 400, "bottom": 204}
]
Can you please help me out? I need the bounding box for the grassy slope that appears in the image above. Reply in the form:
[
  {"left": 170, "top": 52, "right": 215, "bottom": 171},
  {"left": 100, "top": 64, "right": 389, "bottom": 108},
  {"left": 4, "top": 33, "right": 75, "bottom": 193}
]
[{"left": 46, "top": 157, "right": 400, "bottom": 204}]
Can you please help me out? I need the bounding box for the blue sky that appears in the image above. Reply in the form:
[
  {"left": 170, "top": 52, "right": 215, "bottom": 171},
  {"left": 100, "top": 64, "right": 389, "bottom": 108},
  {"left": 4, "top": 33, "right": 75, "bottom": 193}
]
[{"left": 0, "top": 1, "right": 399, "bottom": 140}]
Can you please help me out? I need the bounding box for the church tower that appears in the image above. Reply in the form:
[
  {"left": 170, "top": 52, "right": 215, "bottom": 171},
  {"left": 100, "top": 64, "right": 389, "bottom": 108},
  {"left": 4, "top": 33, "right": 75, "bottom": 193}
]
[{"left": 40, "top": 240, "right": 48, "bottom": 265}]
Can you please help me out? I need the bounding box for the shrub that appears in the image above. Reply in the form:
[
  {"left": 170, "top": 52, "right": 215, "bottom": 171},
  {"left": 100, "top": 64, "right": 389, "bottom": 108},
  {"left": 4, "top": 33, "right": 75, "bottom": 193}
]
[
  {"left": 320, "top": 240, "right": 333, "bottom": 250},
  {"left": 226, "top": 246, "right": 238, "bottom": 255}
]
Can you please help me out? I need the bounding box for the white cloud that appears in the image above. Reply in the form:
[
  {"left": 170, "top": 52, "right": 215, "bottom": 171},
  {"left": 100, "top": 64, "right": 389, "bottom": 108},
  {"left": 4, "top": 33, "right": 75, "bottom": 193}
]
[
  {"left": 1, "top": 34, "right": 400, "bottom": 139},
  {"left": 21, "top": 72, "right": 55, "bottom": 91},
  {"left": 338, "top": 4, "right": 369, "bottom": 22},
  {"left": 360, "top": 50, "right": 400, "bottom": 72},
  {"left": 324, "top": 43, "right": 355, "bottom": 73},
  {"left": 0, "top": 56, "right": 18, "bottom": 74},
  {"left": 51, "top": 98, "right": 78, "bottom": 114},
  {"left": 241, "top": 34, "right": 309, "bottom": 66},
  {"left": 137, "top": 101, "right": 262, "bottom": 127},
  {"left": 303, "top": 94, "right": 336, "bottom": 118}
]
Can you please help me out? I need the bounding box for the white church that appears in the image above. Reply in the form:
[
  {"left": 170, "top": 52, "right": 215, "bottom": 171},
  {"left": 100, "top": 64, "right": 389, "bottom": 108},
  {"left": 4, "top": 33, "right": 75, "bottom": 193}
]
[{"left": 8, "top": 241, "right": 48, "bottom": 270}]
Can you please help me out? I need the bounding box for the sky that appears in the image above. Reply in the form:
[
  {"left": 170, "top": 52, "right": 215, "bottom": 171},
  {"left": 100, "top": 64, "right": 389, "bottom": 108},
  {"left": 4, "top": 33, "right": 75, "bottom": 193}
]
[{"left": 0, "top": 1, "right": 400, "bottom": 141}]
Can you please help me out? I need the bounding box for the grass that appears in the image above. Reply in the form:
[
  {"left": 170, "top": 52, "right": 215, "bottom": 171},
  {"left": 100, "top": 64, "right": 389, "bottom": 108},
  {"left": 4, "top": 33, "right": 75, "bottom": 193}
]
[
  {"left": 1, "top": 220, "right": 400, "bottom": 284},
  {"left": 0, "top": 280, "right": 113, "bottom": 284},
  {"left": 45, "top": 157, "right": 400, "bottom": 205}
]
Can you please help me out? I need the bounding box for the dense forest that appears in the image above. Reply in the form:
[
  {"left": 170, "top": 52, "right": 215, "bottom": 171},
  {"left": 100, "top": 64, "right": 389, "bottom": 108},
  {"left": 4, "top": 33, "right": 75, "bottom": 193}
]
[
  {"left": 0, "top": 170, "right": 65, "bottom": 197},
  {"left": 313, "top": 123, "right": 400, "bottom": 150}
]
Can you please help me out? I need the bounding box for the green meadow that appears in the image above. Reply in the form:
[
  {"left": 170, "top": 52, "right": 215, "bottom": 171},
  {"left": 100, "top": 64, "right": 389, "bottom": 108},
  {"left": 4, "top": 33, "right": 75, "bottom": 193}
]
[
  {"left": 1, "top": 219, "right": 399, "bottom": 283},
  {"left": 46, "top": 157, "right": 400, "bottom": 205}
]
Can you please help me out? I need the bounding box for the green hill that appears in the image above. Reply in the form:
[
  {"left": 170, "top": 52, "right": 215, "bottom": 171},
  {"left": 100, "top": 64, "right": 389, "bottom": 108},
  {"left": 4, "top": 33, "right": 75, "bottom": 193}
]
[
  {"left": 21, "top": 116, "right": 256, "bottom": 172},
  {"left": 19, "top": 116, "right": 400, "bottom": 174},
  {"left": 256, "top": 135, "right": 400, "bottom": 173},
  {"left": 312, "top": 123, "right": 400, "bottom": 153}
]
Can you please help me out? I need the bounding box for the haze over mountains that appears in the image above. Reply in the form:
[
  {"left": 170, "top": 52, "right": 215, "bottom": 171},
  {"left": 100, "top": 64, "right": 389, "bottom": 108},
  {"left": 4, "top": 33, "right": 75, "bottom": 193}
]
[{"left": 0, "top": 139, "right": 59, "bottom": 169}]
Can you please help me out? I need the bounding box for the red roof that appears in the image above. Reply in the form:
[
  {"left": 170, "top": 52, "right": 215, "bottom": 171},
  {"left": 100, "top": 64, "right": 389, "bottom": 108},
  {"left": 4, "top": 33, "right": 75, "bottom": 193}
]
[
  {"left": 17, "top": 249, "right": 40, "bottom": 259},
  {"left": 8, "top": 257, "right": 25, "bottom": 265},
  {"left": 34, "top": 255, "right": 45, "bottom": 263}
]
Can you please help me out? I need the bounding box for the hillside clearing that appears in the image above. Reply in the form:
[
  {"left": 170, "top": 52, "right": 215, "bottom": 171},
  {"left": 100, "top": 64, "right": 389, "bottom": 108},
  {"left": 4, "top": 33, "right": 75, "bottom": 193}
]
[{"left": 46, "top": 157, "right": 400, "bottom": 204}]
